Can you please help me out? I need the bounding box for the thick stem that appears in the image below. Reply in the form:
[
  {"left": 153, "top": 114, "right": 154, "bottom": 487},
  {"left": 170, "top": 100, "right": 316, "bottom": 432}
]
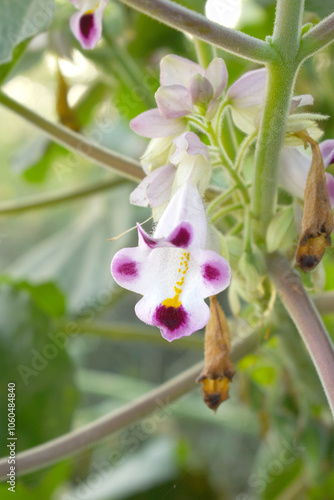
[
  {"left": 0, "top": 178, "right": 127, "bottom": 216},
  {"left": 0, "top": 92, "right": 144, "bottom": 182},
  {"left": 117, "top": 0, "right": 276, "bottom": 64},
  {"left": 267, "top": 253, "right": 334, "bottom": 418},
  {"left": 300, "top": 12, "right": 334, "bottom": 60},
  {"left": 251, "top": 0, "right": 305, "bottom": 240},
  {"left": 0, "top": 328, "right": 262, "bottom": 479}
]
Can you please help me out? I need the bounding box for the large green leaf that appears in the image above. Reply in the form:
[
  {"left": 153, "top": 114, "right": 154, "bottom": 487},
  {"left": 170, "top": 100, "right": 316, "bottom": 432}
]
[
  {"left": 7, "top": 187, "right": 146, "bottom": 313},
  {"left": 0, "top": 283, "right": 78, "bottom": 455},
  {"left": 0, "top": 0, "right": 54, "bottom": 64}
]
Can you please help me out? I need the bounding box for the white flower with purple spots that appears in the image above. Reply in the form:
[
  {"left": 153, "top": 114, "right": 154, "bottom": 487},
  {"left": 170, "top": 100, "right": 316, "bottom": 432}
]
[
  {"left": 111, "top": 183, "right": 231, "bottom": 341},
  {"left": 279, "top": 140, "right": 334, "bottom": 207},
  {"left": 69, "top": 0, "right": 108, "bottom": 50}
]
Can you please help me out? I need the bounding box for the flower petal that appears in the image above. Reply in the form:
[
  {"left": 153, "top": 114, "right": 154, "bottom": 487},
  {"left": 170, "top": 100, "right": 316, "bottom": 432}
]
[
  {"left": 320, "top": 139, "right": 334, "bottom": 168},
  {"left": 279, "top": 147, "right": 310, "bottom": 199},
  {"left": 130, "top": 109, "right": 186, "bottom": 138},
  {"left": 193, "top": 249, "right": 231, "bottom": 296},
  {"left": 135, "top": 294, "right": 210, "bottom": 341},
  {"left": 160, "top": 54, "right": 203, "bottom": 87},
  {"left": 154, "top": 183, "right": 207, "bottom": 248},
  {"left": 130, "top": 164, "right": 175, "bottom": 208},
  {"left": 170, "top": 132, "right": 209, "bottom": 164},
  {"left": 290, "top": 94, "right": 314, "bottom": 113},
  {"left": 70, "top": 1, "right": 107, "bottom": 50},
  {"left": 228, "top": 68, "right": 266, "bottom": 107},
  {"left": 111, "top": 247, "right": 148, "bottom": 294},
  {"left": 325, "top": 172, "right": 334, "bottom": 207},
  {"left": 155, "top": 85, "right": 194, "bottom": 119},
  {"left": 204, "top": 58, "right": 228, "bottom": 98}
]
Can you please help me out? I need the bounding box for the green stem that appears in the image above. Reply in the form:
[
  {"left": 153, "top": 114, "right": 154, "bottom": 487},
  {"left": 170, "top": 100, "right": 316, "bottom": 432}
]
[
  {"left": 206, "top": 121, "right": 250, "bottom": 204},
  {"left": 55, "top": 319, "right": 204, "bottom": 349},
  {"left": 207, "top": 185, "right": 237, "bottom": 215},
  {"left": 211, "top": 203, "right": 243, "bottom": 223},
  {"left": 251, "top": 0, "right": 305, "bottom": 241},
  {"left": 267, "top": 253, "right": 334, "bottom": 418},
  {"left": 300, "top": 12, "right": 334, "bottom": 61},
  {"left": 193, "top": 38, "right": 214, "bottom": 68},
  {"left": 234, "top": 131, "right": 256, "bottom": 173},
  {"left": 117, "top": 0, "right": 276, "bottom": 64},
  {"left": 0, "top": 92, "right": 145, "bottom": 182},
  {"left": 0, "top": 327, "right": 262, "bottom": 479},
  {"left": 0, "top": 178, "right": 127, "bottom": 216}
]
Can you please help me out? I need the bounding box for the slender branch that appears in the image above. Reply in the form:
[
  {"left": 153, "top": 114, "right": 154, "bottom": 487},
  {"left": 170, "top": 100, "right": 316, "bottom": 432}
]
[
  {"left": 300, "top": 12, "right": 334, "bottom": 60},
  {"left": 267, "top": 253, "right": 334, "bottom": 418},
  {"left": 0, "top": 92, "right": 145, "bottom": 182},
  {"left": 116, "top": 0, "right": 276, "bottom": 64},
  {"left": 55, "top": 319, "right": 204, "bottom": 349},
  {"left": 0, "top": 328, "right": 262, "bottom": 479},
  {"left": 0, "top": 178, "right": 128, "bottom": 216}
]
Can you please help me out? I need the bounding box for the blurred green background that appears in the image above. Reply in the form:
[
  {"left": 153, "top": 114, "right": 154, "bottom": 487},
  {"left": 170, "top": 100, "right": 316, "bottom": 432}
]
[{"left": 0, "top": 0, "right": 334, "bottom": 499}]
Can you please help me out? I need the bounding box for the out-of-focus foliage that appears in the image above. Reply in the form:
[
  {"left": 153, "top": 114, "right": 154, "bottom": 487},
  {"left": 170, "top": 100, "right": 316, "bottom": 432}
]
[{"left": 0, "top": 0, "right": 333, "bottom": 499}]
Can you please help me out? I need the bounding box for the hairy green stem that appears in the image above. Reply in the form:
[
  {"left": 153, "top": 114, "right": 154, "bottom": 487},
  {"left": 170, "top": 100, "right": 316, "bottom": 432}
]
[
  {"left": 300, "top": 12, "right": 334, "bottom": 60},
  {"left": 0, "top": 327, "right": 262, "bottom": 479},
  {"left": 0, "top": 92, "right": 145, "bottom": 182},
  {"left": 267, "top": 253, "right": 334, "bottom": 418},
  {"left": 116, "top": 0, "right": 276, "bottom": 64},
  {"left": 0, "top": 178, "right": 128, "bottom": 216},
  {"left": 251, "top": 0, "right": 305, "bottom": 241}
]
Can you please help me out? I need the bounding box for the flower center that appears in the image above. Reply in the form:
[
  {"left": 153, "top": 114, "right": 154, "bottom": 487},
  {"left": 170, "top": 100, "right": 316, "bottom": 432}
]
[{"left": 162, "top": 251, "right": 190, "bottom": 308}]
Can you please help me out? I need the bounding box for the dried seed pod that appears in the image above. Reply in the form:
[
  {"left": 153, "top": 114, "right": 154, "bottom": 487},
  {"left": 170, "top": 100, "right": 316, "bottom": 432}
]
[
  {"left": 197, "top": 296, "right": 235, "bottom": 412},
  {"left": 295, "top": 133, "right": 334, "bottom": 272}
]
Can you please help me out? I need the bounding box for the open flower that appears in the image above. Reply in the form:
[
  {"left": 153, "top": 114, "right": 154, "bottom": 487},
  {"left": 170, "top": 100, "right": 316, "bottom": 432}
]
[
  {"left": 111, "top": 183, "right": 231, "bottom": 341},
  {"left": 130, "top": 55, "right": 227, "bottom": 139},
  {"left": 69, "top": 0, "right": 108, "bottom": 49},
  {"left": 279, "top": 140, "right": 334, "bottom": 207}
]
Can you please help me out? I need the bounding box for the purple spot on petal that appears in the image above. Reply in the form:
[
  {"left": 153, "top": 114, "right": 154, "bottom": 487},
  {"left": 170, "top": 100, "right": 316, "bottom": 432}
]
[
  {"left": 80, "top": 13, "right": 94, "bottom": 39},
  {"left": 117, "top": 261, "right": 138, "bottom": 277},
  {"left": 203, "top": 264, "right": 221, "bottom": 282},
  {"left": 154, "top": 304, "right": 188, "bottom": 331},
  {"left": 170, "top": 227, "right": 191, "bottom": 247}
]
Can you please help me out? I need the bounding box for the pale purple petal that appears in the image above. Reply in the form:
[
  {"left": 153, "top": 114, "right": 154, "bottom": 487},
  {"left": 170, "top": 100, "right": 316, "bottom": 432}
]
[
  {"left": 170, "top": 132, "right": 209, "bottom": 164},
  {"left": 130, "top": 109, "right": 186, "bottom": 138},
  {"left": 130, "top": 164, "right": 175, "bottom": 208},
  {"left": 325, "top": 172, "right": 334, "bottom": 207},
  {"left": 279, "top": 147, "right": 310, "bottom": 199},
  {"left": 160, "top": 54, "right": 203, "bottom": 87},
  {"left": 155, "top": 85, "right": 194, "bottom": 119},
  {"left": 204, "top": 58, "right": 228, "bottom": 98},
  {"left": 189, "top": 75, "right": 213, "bottom": 105},
  {"left": 228, "top": 68, "right": 266, "bottom": 107},
  {"left": 290, "top": 94, "right": 314, "bottom": 113},
  {"left": 320, "top": 139, "right": 334, "bottom": 168}
]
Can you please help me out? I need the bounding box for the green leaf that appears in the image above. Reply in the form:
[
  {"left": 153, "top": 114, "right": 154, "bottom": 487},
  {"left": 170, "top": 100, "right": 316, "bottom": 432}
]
[
  {"left": 0, "top": 39, "right": 30, "bottom": 85},
  {"left": 0, "top": 0, "right": 54, "bottom": 65},
  {"left": 0, "top": 282, "right": 78, "bottom": 454},
  {"left": 305, "top": 0, "right": 334, "bottom": 18}
]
